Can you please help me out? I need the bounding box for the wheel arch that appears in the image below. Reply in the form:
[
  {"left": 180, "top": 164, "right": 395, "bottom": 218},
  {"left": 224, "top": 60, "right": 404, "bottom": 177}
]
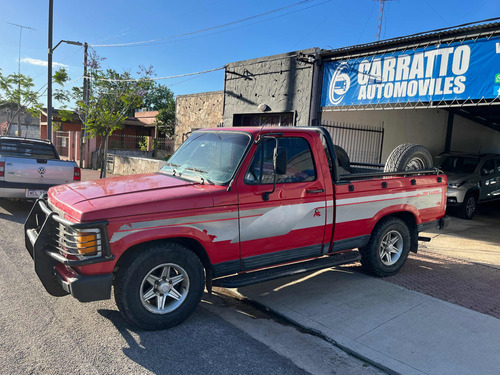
[
  {"left": 466, "top": 187, "right": 480, "bottom": 199},
  {"left": 371, "top": 211, "right": 419, "bottom": 253},
  {"left": 113, "top": 237, "right": 213, "bottom": 285}
]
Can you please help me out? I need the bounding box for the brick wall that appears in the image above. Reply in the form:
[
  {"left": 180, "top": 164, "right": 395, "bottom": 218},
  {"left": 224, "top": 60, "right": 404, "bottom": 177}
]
[{"left": 174, "top": 91, "right": 223, "bottom": 150}]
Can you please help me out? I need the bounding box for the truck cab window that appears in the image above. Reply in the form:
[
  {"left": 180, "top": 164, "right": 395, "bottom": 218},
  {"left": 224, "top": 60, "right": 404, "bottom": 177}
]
[{"left": 245, "top": 137, "right": 316, "bottom": 184}]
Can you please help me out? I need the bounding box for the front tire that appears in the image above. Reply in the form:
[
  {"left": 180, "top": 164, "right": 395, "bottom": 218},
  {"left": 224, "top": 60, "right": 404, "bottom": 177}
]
[
  {"left": 114, "top": 242, "right": 204, "bottom": 330},
  {"left": 459, "top": 193, "right": 477, "bottom": 220},
  {"left": 359, "top": 217, "right": 411, "bottom": 277}
]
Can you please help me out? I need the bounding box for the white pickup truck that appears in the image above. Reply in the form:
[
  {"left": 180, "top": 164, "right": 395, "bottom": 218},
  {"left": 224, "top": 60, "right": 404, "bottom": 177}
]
[{"left": 0, "top": 136, "right": 81, "bottom": 199}]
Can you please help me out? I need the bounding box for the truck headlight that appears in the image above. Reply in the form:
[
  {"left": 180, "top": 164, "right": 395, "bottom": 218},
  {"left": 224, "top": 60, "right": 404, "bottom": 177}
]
[
  {"left": 76, "top": 230, "right": 99, "bottom": 256},
  {"left": 448, "top": 181, "right": 465, "bottom": 189}
]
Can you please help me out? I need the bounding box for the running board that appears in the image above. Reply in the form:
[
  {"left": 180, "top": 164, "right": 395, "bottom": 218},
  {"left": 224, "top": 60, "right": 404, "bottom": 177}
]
[{"left": 212, "top": 251, "right": 361, "bottom": 288}]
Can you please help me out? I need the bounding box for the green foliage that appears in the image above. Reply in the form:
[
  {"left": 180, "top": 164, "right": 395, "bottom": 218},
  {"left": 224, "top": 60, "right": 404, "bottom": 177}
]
[
  {"left": 142, "top": 82, "right": 176, "bottom": 137},
  {"left": 0, "top": 67, "right": 70, "bottom": 131},
  {"left": 0, "top": 69, "right": 42, "bottom": 118},
  {"left": 72, "top": 52, "right": 154, "bottom": 140}
]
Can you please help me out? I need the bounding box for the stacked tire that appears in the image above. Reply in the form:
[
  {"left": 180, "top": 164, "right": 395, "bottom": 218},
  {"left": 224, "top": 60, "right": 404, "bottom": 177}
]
[{"left": 384, "top": 143, "right": 433, "bottom": 172}]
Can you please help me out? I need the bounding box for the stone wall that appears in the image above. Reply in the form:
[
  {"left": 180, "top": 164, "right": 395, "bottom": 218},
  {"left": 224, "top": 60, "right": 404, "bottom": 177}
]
[
  {"left": 223, "top": 49, "right": 316, "bottom": 127},
  {"left": 109, "top": 154, "right": 167, "bottom": 175},
  {"left": 174, "top": 91, "right": 224, "bottom": 150}
]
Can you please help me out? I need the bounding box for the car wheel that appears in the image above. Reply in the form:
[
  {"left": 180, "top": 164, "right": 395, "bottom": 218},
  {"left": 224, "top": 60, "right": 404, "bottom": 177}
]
[
  {"left": 384, "top": 144, "right": 433, "bottom": 172},
  {"left": 359, "top": 217, "right": 411, "bottom": 277},
  {"left": 114, "top": 242, "right": 204, "bottom": 330},
  {"left": 459, "top": 193, "right": 477, "bottom": 220}
]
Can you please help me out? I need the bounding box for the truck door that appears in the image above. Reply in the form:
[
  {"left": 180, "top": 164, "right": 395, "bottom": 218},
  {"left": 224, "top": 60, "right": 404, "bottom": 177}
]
[
  {"left": 236, "top": 134, "right": 328, "bottom": 271},
  {"left": 479, "top": 159, "right": 497, "bottom": 200}
]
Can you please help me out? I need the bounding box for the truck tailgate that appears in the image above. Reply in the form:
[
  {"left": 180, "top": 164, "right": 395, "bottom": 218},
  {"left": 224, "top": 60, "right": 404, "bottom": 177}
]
[{"left": 4, "top": 157, "right": 75, "bottom": 185}]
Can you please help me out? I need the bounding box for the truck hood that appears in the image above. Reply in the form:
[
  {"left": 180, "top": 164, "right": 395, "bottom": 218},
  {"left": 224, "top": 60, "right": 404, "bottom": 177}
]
[
  {"left": 48, "top": 173, "right": 216, "bottom": 222},
  {"left": 443, "top": 171, "right": 475, "bottom": 185}
]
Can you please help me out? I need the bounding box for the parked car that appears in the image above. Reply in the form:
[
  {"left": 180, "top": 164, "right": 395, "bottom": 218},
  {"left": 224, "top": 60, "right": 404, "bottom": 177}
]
[
  {"left": 0, "top": 136, "right": 81, "bottom": 199},
  {"left": 25, "top": 127, "right": 447, "bottom": 330},
  {"left": 435, "top": 152, "right": 500, "bottom": 219}
]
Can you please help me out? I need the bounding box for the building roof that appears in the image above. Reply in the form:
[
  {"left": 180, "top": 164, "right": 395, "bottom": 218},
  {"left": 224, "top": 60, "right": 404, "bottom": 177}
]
[{"left": 319, "top": 19, "right": 500, "bottom": 59}]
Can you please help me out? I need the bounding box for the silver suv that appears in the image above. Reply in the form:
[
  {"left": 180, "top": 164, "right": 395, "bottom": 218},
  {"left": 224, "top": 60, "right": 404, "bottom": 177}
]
[{"left": 435, "top": 153, "right": 500, "bottom": 219}]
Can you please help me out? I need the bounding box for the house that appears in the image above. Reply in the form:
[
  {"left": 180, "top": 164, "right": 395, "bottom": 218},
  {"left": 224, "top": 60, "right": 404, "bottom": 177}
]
[
  {"left": 39, "top": 109, "right": 161, "bottom": 167},
  {"left": 0, "top": 104, "right": 40, "bottom": 138}
]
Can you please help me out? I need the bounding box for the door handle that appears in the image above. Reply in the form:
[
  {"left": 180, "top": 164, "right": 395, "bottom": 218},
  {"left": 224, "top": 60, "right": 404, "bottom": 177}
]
[{"left": 306, "top": 189, "right": 325, "bottom": 194}]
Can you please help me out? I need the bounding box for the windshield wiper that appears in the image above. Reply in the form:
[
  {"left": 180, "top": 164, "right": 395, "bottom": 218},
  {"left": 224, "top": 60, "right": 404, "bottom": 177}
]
[
  {"left": 164, "top": 162, "right": 181, "bottom": 176},
  {"left": 184, "top": 167, "right": 213, "bottom": 185}
]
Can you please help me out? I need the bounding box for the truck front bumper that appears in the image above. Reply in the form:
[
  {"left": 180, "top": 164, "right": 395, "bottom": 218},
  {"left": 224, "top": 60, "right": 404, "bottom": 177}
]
[{"left": 24, "top": 197, "right": 114, "bottom": 302}]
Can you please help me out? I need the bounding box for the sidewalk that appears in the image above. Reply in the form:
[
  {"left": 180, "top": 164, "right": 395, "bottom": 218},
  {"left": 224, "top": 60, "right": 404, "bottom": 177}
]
[
  {"left": 80, "top": 168, "right": 117, "bottom": 182},
  {"left": 236, "top": 268, "right": 500, "bottom": 375}
]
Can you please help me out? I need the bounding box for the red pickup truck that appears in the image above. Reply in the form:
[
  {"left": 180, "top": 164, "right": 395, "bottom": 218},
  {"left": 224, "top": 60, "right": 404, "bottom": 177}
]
[{"left": 25, "top": 127, "right": 448, "bottom": 330}]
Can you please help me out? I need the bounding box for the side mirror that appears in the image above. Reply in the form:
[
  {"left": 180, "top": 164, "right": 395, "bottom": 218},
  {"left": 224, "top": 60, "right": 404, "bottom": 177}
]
[
  {"left": 276, "top": 147, "right": 287, "bottom": 175},
  {"left": 481, "top": 168, "right": 489, "bottom": 176}
]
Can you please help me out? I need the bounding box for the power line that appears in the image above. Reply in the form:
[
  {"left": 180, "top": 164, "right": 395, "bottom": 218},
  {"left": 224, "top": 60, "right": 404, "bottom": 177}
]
[
  {"left": 85, "top": 66, "right": 225, "bottom": 82},
  {"left": 109, "top": 0, "right": 335, "bottom": 50},
  {"left": 90, "top": 0, "right": 317, "bottom": 47}
]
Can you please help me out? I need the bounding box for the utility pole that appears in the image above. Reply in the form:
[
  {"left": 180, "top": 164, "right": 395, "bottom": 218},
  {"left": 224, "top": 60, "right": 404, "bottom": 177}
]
[
  {"left": 374, "top": 0, "right": 397, "bottom": 41},
  {"left": 7, "top": 22, "right": 36, "bottom": 137},
  {"left": 47, "top": 0, "right": 54, "bottom": 142},
  {"left": 80, "top": 42, "right": 88, "bottom": 168}
]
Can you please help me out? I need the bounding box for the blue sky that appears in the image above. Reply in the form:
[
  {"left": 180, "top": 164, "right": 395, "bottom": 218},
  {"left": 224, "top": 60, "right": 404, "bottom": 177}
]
[{"left": 0, "top": 0, "right": 499, "bottom": 107}]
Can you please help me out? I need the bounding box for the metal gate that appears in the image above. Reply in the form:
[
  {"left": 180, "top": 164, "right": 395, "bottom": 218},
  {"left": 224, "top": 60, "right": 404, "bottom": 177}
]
[{"left": 321, "top": 121, "right": 384, "bottom": 164}]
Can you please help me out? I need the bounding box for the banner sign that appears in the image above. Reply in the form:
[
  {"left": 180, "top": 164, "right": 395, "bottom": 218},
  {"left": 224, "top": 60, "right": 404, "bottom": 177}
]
[{"left": 321, "top": 36, "right": 500, "bottom": 107}]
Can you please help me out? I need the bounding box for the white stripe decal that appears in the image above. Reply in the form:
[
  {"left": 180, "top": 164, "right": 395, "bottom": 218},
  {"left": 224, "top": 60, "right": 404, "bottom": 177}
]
[
  {"left": 335, "top": 188, "right": 443, "bottom": 223},
  {"left": 336, "top": 188, "right": 442, "bottom": 206},
  {"left": 110, "top": 201, "right": 328, "bottom": 243}
]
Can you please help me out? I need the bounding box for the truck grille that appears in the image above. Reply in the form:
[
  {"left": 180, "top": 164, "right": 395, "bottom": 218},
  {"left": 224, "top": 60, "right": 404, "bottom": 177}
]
[
  {"left": 25, "top": 197, "right": 112, "bottom": 266},
  {"left": 50, "top": 224, "right": 103, "bottom": 260}
]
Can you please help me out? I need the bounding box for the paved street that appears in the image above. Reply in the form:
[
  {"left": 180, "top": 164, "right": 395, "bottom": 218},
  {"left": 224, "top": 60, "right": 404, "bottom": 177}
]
[
  {"left": 0, "top": 196, "right": 382, "bottom": 375},
  {"left": 1, "top": 170, "right": 499, "bottom": 374}
]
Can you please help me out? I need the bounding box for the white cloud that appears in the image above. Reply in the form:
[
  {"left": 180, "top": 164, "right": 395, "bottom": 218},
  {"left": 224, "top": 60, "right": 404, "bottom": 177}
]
[{"left": 20, "top": 57, "right": 68, "bottom": 68}]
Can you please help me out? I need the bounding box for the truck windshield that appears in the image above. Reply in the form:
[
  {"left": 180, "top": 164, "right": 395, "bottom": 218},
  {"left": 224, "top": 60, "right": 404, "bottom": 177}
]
[
  {"left": 438, "top": 156, "right": 480, "bottom": 174},
  {"left": 159, "top": 131, "right": 251, "bottom": 184}
]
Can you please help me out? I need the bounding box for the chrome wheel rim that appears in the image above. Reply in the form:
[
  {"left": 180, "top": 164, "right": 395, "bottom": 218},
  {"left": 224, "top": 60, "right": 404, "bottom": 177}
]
[
  {"left": 466, "top": 197, "right": 476, "bottom": 218},
  {"left": 140, "top": 263, "right": 190, "bottom": 314},
  {"left": 405, "top": 157, "right": 425, "bottom": 171},
  {"left": 379, "top": 230, "right": 403, "bottom": 266}
]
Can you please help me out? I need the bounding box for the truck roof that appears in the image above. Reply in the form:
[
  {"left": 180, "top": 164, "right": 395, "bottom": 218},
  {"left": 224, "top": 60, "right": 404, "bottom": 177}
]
[{"left": 196, "top": 127, "right": 319, "bottom": 136}]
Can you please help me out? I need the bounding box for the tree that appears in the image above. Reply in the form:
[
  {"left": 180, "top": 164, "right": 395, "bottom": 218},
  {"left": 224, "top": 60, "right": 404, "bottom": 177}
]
[
  {"left": 69, "top": 51, "right": 154, "bottom": 177},
  {"left": 0, "top": 68, "right": 69, "bottom": 136},
  {"left": 142, "top": 83, "right": 176, "bottom": 137}
]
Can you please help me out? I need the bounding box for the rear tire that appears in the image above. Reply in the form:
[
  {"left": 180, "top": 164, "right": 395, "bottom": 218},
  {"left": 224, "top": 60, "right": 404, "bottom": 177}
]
[
  {"left": 359, "top": 217, "right": 411, "bottom": 277},
  {"left": 459, "top": 193, "right": 477, "bottom": 220},
  {"left": 114, "top": 242, "right": 204, "bottom": 330},
  {"left": 384, "top": 144, "right": 433, "bottom": 172}
]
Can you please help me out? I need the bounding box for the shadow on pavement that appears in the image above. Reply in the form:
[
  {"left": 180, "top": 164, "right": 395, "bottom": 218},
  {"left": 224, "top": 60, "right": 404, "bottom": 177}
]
[
  {"left": 0, "top": 199, "right": 34, "bottom": 224},
  {"left": 341, "top": 250, "right": 500, "bottom": 319},
  {"left": 97, "top": 304, "right": 306, "bottom": 375}
]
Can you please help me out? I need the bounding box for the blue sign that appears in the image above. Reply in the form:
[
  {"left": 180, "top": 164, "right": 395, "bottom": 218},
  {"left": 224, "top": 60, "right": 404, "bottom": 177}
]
[{"left": 321, "top": 36, "right": 500, "bottom": 107}]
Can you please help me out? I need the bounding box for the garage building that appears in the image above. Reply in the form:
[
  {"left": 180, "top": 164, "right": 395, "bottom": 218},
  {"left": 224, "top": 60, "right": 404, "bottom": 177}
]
[{"left": 222, "top": 20, "right": 500, "bottom": 164}]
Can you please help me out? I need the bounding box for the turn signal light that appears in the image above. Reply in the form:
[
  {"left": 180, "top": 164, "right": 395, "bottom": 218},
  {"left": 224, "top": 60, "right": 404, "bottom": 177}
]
[{"left": 76, "top": 232, "right": 97, "bottom": 255}]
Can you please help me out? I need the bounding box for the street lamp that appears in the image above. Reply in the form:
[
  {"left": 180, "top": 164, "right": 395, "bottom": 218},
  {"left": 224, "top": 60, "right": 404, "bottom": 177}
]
[{"left": 47, "top": 0, "right": 83, "bottom": 142}]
